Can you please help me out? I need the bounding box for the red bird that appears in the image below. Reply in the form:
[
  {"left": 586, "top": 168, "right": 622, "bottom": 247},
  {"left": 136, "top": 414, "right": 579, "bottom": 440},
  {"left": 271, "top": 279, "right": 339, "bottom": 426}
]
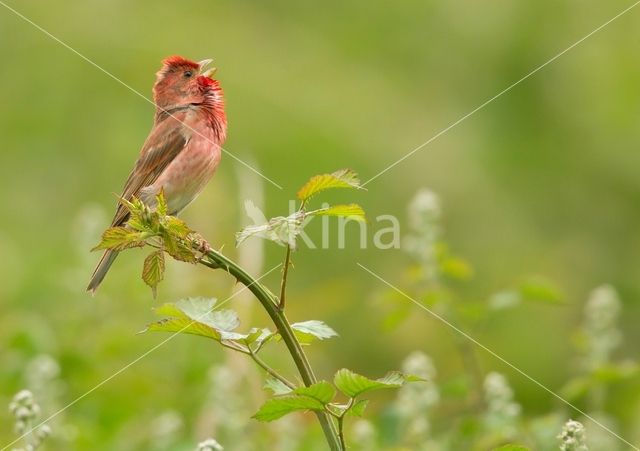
[{"left": 87, "top": 56, "right": 227, "bottom": 293}]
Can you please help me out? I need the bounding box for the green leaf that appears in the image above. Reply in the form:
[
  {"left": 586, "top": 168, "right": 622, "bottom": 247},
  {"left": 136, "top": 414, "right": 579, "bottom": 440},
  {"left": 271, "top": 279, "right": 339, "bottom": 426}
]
[
  {"left": 142, "top": 297, "right": 247, "bottom": 342},
  {"left": 236, "top": 212, "right": 304, "bottom": 249},
  {"left": 156, "top": 190, "right": 168, "bottom": 216},
  {"left": 264, "top": 377, "right": 293, "bottom": 396},
  {"left": 309, "top": 204, "right": 366, "bottom": 221},
  {"left": 333, "top": 369, "right": 419, "bottom": 398},
  {"left": 172, "top": 298, "right": 242, "bottom": 337},
  {"left": 348, "top": 399, "right": 369, "bottom": 417},
  {"left": 253, "top": 395, "right": 326, "bottom": 422},
  {"left": 92, "top": 226, "right": 147, "bottom": 251},
  {"left": 144, "top": 317, "right": 227, "bottom": 340},
  {"left": 142, "top": 250, "right": 165, "bottom": 296},
  {"left": 290, "top": 320, "right": 338, "bottom": 344},
  {"left": 255, "top": 381, "right": 334, "bottom": 422},
  {"left": 161, "top": 232, "right": 197, "bottom": 263},
  {"left": 294, "top": 381, "right": 335, "bottom": 404},
  {"left": 296, "top": 169, "right": 362, "bottom": 201},
  {"left": 244, "top": 328, "right": 274, "bottom": 346},
  {"left": 163, "top": 216, "right": 192, "bottom": 239}
]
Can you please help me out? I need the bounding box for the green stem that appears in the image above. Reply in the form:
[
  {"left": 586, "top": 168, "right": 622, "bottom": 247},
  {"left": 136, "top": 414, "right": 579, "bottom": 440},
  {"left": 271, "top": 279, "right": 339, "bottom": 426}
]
[
  {"left": 337, "top": 416, "right": 346, "bottom": 450},
  {"left": 249, "top": 349, "right": 296, "bottom": 390},
  {"left": 198, "top": 247, "right": 342, "bottom": 451},
  {"left": 279, "top": 245, "right": 292, "bottom": 310},
  {"left": 335, "top": 397, "right": 353, "bottom": 450}
]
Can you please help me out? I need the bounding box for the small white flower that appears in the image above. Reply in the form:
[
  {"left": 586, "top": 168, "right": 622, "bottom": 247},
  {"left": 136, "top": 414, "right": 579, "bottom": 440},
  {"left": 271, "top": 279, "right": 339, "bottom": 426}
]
[
  {"left": 196, "top": 437, "right": 224, "bottom": 451},
  {"left": 13, "top": 390, "right": 34, "bottom": 404},
  {"left": 558, "top": 419, "right": 588, "bottom": 451}
]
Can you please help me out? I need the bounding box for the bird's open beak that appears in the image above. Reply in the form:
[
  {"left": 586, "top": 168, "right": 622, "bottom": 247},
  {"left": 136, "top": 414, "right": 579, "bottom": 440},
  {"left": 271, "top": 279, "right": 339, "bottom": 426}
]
[{"left": 198, "top": 59, "right": 217, "bottom": 78}]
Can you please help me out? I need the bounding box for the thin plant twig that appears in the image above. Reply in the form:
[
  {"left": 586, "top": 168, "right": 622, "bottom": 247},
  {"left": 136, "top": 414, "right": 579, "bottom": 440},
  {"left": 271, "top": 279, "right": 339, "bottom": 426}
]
[
  {"left": 279, "top": 245, "right": 292, "bottom": 310},
  {"left": 196, "top": 244, "right": 342, "bottom": 450}
]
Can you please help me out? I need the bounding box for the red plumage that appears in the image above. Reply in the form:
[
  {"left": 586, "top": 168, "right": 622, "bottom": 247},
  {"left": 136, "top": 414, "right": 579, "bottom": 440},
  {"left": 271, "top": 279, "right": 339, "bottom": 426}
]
[
  {"left": 87, "top": 56, "right": 227, "bottom": 294},
  {"left": 162, "top": 55, "right": 200, "bottom": 70}
]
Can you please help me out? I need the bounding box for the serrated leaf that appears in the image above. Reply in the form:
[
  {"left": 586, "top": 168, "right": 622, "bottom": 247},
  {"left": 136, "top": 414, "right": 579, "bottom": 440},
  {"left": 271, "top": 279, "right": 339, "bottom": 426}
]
[
  {"left": 153, "top": 302, "right": 189, "bottom": 318},
  {"left": 92, "top": 227, "right": 147, "bottom": 251},
  {"left": 290, "top": 320, "right": 338, "bottom": 344},
  {"left": 348, "top": 399, "right": 369, "bottom": 417},
  {"left": 144, "top": 317, "right": 225, "bottom": 340},
  {"left": 294, "top": 381, "right": 335, "bottom": 404},
  {"left": 309, "top": 204, "right": 366, "bottom": 221},
  {"left": 244, "top": 328, "right": 274, "bottom": 346},
  {"left": 143, "top": 297, "right": 248, "bottom": 341},
  {"left": 142, "top": 250, "right": 165, "bottom": 296},
  {"left": 253, "top": 395, "right": 325, "bottom": 422},
  {"left": 236, "top": 212, "right": 304, "bottom": 249},
  {"left": 172, "top": 298, "right": 242, "bottom": 337},
  {"left": 333, "top": 369, "right": 418, "bottom": 398},
  {"left": 264, "top": 377, "right": 293, "bottom": 396},
  {"left": 156, "top": 190, "right": 168, "bottom": 216},
  {"left": 162, "top": 232, "right": 197, "bottom": 263},
  {"left": 163, "top": 216, "right": 192, "bottom": 239},
  {"left": 296, "top": 169, "right": 362, "bottom": 201}
]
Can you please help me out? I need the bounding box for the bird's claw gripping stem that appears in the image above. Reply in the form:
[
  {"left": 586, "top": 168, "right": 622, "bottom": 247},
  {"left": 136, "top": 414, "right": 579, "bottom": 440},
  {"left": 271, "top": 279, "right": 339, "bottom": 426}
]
[{"left": 189, "top": 234, "right": 213, "bottom": 263}]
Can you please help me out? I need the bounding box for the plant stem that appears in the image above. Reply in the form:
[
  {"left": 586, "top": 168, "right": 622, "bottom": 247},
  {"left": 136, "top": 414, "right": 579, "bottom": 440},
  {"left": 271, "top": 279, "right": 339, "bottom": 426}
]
[
  {"left": 337, "top": 415, "right": 346, "bottom": 450},
  {"left": 278, "top": 199, "right": 306, "bottom": 311},
  {"left": 279, "top": 245, "right": 292, "bottom": 310},
  {"left": 249, "top": 349, "right": 296, "bottom": 390},
  {"left": 219, "top": 342, "right": 295, "bottom": 389},
  {"left": 334, "top": 397, "right": 352, "bottom": 450},
  {"left": 197, "top": 247, "right": 342, "bottom": 451}
]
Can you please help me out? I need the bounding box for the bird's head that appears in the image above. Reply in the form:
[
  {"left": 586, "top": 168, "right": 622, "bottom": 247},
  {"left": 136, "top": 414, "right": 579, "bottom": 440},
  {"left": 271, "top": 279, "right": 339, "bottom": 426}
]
[{"left": 153, "top": 56, "right": 221, "bottom": 110}]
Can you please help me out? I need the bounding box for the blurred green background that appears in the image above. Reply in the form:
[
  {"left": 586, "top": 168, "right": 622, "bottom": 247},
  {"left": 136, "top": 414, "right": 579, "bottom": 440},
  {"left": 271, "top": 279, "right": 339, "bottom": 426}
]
[{"left": 2, "top": 0, "right": 640, "bottom": 449}]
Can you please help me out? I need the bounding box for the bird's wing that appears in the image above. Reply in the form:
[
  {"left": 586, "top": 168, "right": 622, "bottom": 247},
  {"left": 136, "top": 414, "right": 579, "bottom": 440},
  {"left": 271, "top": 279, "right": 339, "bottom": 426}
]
[{"left": 110, "top": 117, "right": 188, "bottom": 227}]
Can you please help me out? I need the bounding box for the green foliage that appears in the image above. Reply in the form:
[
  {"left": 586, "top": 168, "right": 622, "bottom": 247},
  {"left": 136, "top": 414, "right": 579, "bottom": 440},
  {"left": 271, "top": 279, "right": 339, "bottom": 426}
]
[
  {"left": 236, "top": 169, "right": 366, "bottom": 250},
  {"left": 295, "top": 381, "right": 337, "bottom": 404},
  {"left": 333, "top": 368, "right": 421, "bottom": 398},
  {"left": 141, "top": 297, "right": 248, "bottom": 343},
  {"left": 91, "top": 227, "right": 147, "bottom": 251},
  {"left": 254, "top": 366, "right": 422, "bottom": 443},
  {"left": 289, "top": 320, "right": 339, "bottom": 344},
  {"left": 142, "top": 250, "right": 164, "bottom": 296},
  {"left": 347, "top": 399, "right": 369, "bottom": 417},
  {"left": 264, "top": 377, "right": 293, "bottom": 396},
  {"left": 236, "top": 212, "right": 305, "bottom": 248},
  {"left": 308, "top": 204, "right": 366, "bottom": 221},
  {"left": 253, "top": 386, "right": 329, "bottom": 421},
  {"left": 91, "top": 192, "right": 198, "bottom": 295},
  {"left": 296, "top": 168, "right": 362, "bottom": 202}
]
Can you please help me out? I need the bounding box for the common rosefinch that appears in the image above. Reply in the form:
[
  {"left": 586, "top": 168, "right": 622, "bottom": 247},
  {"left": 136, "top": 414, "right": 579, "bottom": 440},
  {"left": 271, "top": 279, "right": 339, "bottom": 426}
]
[{"left": 87, "top": 56, "right": 227, "bottom": 293}]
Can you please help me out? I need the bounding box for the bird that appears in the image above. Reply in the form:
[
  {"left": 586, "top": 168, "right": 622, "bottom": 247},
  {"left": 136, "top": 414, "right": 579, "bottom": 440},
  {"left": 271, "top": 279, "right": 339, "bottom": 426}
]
[{"left": 87, "top": 56, "right": 227, "bottom": 294}]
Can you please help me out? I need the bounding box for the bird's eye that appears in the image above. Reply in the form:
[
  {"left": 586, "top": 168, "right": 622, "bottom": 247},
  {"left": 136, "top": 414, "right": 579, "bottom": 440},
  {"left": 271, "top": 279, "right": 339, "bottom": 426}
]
[{"left": 184, "top": 70, "right": 193, "bottom": 78}]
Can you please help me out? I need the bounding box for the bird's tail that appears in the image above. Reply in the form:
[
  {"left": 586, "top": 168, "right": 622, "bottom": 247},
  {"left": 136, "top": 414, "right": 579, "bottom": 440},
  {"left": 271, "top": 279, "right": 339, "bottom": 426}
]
[{"left": 87, "top": 250, "right": 119, "bottom": 295}]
